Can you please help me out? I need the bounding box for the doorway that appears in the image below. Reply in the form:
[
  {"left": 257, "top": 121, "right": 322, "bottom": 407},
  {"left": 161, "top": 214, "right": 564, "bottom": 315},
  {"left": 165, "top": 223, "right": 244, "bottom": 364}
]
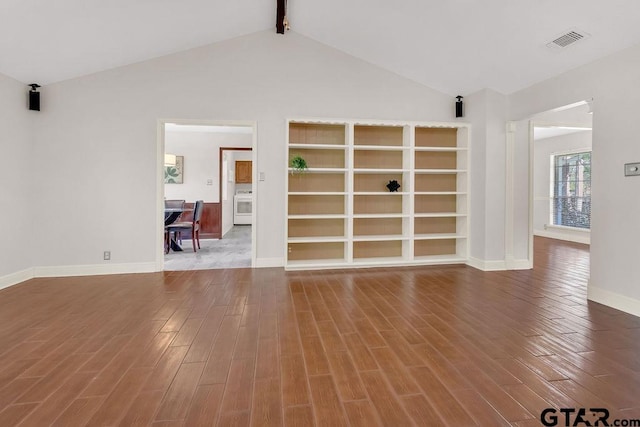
[
  {"left": 157, "top": 120, "right": 257, "bottom": 271},
  {"left": 524, "top": 101, "right": 593, "bottom": 266},
  {"left": 220, "top": 147, "right": 253, "bottom": 239}
]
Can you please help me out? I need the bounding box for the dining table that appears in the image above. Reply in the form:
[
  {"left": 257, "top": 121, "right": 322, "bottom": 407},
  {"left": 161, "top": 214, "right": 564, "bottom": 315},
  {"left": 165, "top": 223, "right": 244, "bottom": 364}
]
[{"left": 164, "top": 207, "right": 193, "bottom": 252}]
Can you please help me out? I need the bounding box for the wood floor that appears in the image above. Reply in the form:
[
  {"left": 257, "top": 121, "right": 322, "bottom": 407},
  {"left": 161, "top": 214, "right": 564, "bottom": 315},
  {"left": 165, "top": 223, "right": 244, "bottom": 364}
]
[{"left": 1, "top": 237, "right": 639, "bottom": 426}]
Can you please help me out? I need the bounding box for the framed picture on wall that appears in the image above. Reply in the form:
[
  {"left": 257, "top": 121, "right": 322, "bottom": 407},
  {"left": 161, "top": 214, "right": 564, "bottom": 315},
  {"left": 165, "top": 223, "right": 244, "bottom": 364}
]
[{"left": 165, "top": 155, "right": 184, "bottom": 184}]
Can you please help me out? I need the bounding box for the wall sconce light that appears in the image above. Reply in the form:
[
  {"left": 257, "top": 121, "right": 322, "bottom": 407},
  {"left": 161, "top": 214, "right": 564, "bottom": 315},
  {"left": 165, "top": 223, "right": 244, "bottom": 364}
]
[
  {"left": 455, "top": 95, "right": 464, "bottom": 118},
  {"left": 28, "top": 84, "right": 41, "bottom": 111},
  {"left": 164, "top": 154, "right": 177, "bottom": 166}
]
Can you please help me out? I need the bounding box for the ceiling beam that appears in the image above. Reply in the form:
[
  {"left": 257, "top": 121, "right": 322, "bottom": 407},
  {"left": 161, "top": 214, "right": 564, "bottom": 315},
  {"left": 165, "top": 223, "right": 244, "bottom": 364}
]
[{"left": 276, "top": 0, "right": 285, "bottom": 34}]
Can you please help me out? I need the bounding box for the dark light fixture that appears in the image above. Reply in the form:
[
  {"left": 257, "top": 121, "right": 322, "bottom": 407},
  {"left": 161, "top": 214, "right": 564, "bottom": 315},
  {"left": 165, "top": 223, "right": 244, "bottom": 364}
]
[
  {"left": 455, "top": 95, "right": 464, "bottom": 118},
  {"left": 276, "top": 0, "right": 290, "bottom": 34},
  {"left": 28, "top": 84, "right": 41, "bottom": 111}
]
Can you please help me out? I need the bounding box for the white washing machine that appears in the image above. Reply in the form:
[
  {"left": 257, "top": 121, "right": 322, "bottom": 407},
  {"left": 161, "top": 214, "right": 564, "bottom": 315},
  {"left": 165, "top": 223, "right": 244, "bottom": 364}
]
[{"left": 233, "top": 190, "right": 252, "bottom": 225}]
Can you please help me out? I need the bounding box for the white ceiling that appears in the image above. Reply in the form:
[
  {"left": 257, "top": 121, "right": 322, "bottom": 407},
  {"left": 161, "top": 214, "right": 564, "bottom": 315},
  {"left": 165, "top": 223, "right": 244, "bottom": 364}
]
[{"left": 3, "top": 0, "right": 640, "bottom": 95}]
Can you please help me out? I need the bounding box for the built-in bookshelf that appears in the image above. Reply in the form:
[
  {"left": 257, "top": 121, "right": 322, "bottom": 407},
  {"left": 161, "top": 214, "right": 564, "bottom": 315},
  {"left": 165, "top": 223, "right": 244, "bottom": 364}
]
[{"left": 285, "top": 119, "right": 469, "bottom": 270}]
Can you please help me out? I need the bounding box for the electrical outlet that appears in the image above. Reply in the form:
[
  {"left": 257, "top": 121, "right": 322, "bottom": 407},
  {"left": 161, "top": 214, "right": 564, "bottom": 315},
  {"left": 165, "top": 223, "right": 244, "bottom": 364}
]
[
  {"left": 625, "top": 162, "right": 640, "bottom": 177},
  {"left": 103, "top": 251, "right": 111, "bottom": 261}
]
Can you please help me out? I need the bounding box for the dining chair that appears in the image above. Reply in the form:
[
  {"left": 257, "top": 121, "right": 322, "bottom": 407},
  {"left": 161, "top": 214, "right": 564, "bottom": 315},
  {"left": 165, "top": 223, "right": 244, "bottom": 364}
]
[
  {"left": 164, "top": 199, "right": 186, "bottom": 252},
  {"left": 166, "top": 200, "right": 204, "bottom": 253}
]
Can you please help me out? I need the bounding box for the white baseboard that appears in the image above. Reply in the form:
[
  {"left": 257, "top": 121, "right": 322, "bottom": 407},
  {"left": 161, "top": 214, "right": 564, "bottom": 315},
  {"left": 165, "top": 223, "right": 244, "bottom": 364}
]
[
  {"left": 0, "top": 268, "right": 35, "bottom": 291},
  {"left": 534, "top": 229, "right": 590, "bottom": 245},
  {"left": 467, "top": 257, "right": 532, "bottom": 271},
  {"left": 255, "top": 257, "right": 285, "bottom": 268},
  {"left": 467, "top": 257, "right": 507, "bottom": 271},
  {"left": 34, "top": 262, "right": 158, "bottom": 278},
  {"left": 588, "top": 283, "right": 640, "bottom": 318},
  {"left": 505, "top": 258, "right": 533, "bottom": 270}
]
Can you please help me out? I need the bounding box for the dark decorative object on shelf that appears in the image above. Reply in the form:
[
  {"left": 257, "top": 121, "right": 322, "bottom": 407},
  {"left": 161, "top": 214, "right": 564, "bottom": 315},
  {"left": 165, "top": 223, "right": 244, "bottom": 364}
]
[{"left": 386, "top": 180, "right": 401, "bottom": 192}]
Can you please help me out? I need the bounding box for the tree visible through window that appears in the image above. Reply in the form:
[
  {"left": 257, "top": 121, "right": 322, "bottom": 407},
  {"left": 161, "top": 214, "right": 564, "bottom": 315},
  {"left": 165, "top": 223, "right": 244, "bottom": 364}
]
[{"left": 552, "top": 151, "right": 591, "bottom": 229}]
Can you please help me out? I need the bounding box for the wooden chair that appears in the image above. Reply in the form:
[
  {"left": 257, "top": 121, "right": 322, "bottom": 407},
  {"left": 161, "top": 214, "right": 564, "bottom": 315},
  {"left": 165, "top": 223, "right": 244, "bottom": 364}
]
[
  {"left": 166, "top": 200, "right": 204, "bottom": 252},
  {"left": 164, "top": 199, "right": 185, "bottom": 252}
]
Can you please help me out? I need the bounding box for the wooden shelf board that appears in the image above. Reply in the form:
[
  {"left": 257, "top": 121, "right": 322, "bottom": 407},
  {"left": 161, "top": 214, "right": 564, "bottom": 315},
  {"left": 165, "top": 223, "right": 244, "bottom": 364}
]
[
  {"left": 353, "top": 214, "right": 408, "bottom": 219},
  {"left": 414, "top": 147, "right": 468, "bottom": 152},
  {"left": 353, "top": 235, "right": 408, "bottom": 242},
  {"left": 414, "top": 192, "right": 467, "bottom": 195},
  {"left": 414, "top": 169, "right": 467, "bottom": 174},
  {"left": 285, "top": 256, "right": 467, "bottom": 270},
  {"left": 289, "top": 168, "right": 347, "bottom": 173},
  {"left": 289, "top": 143, "right": 347, "bottom": 149},
  {"left": 414, "top": 213, "right": 465, "bottom": 218},
  {"left": 287, "top": 236, "right": 347, "bottom": 243},
  {"left": 412, "top": 254, "right": 467, "bottom": 263},
  {"left": 285, "top": 258, "right": 348, "bottom": 269},
  {"left": 354, "top": 169, "right": 409, "bottom": 174},
  {"left": 352, "top": 256, "right": 408, "bottom": 265},
  {"left": 354, "top": 145, "right": 410, "bottom": 151},
  {"left": 288, "top": 214, "right": 347, "bottom": 219},
  {"left": 414, "top": 234, "right": 467, "bottom": 240},
  {"left": 288, "top": 192, "right": 347, "bottom": 196},
  {"left": 353, "top": 192, "right": 408, "bottom": 196}
]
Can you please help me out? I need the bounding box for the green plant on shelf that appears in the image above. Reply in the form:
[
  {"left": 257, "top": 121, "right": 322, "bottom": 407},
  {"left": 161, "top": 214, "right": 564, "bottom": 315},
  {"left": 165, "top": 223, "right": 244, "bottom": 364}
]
[{"left": 289, "top": 155, "right": 308, "bottom": 174}]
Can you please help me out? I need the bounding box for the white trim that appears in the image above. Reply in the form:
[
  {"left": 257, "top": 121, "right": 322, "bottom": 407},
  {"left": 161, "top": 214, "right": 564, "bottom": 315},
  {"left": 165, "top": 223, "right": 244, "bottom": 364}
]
[
  {"left": 250, "top": 124, "right": 258, "bottom": 268},
  {"left": 156, "top": 121, "right": 166, "bottom": 272},
  {"left": 505, "top": 258, "right": 533, "bottom": 270},
  {"left": 466, "top": 257, "right": 507, "bottom": 271},
  {"left": 588, "top": 283, "right": 640, "bottom": 318},
  {"left": 0, "top": 268, "right": 35, "bottom": 291},
  {"left": 549, "top": 146, "right": 592, "bottom": 157},
  {"left": 545, "top": 224, "right": 590, "bottom": 233},
  {"left": 532, "top": 120, "right": 592, "bottom": 131},
  {"left": 33, "top": 262, "right": 158, "bottom": 278},
  {"left": 528, "top": 121, "right": 535, "bottom": 268},
  {"left": 534, "top": 229, "right": 590, "bottom": 245},
  {"left": 157, "top": 118, "right": 259, "bottom": 270},
  {"left": 288, "top": 117, "right": 471, "bottom": 129},
  {"left": 505, "top": 122, "right": 516, "bottom": 267},
  {"left": 255, "top": 257, "right": 284, "bottom": 268}
]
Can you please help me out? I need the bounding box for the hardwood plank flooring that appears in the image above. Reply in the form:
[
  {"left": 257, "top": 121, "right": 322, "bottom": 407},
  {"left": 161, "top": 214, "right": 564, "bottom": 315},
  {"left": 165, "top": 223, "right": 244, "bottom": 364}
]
[{"left": 0, "top": 237, "right": 639, "bottom": 425}]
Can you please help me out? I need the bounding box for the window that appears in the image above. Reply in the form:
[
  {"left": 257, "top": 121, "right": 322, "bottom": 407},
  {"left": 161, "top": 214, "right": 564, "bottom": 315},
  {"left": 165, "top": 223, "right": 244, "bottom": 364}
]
[{"left": 552, "top": 151, "right": 591, "bottom": 229}]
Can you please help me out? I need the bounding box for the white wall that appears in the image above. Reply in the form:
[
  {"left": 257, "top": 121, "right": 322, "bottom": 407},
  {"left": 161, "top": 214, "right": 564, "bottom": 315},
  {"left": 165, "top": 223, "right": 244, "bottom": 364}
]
[
  {"left": 484, "top": 90, "right": 508, "bottom": 261},
  {"left": 164, "top": 130, "right": 251, "bottom": 203},
  {"left": 6, "top": 26, "right": 638, "bottom": 318},
  {"left": 465, "top": 89, "right": 509, "bottom": 268},
  {"left": 30, "top": 30, "right": 458, "bottom": 270},
  {"left": 0, "top": 73, "right": 34, "bottom": 286},
  {"left": 510, "top": 42, "right": 640, "bottom": 316},
  {"left": 533, "top": 131, "right": 592, "bottom": 244}
]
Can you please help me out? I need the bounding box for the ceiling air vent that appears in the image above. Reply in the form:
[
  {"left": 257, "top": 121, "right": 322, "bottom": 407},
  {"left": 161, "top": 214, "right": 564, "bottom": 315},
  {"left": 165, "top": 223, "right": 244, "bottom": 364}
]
[{"left": 546, "top": 29, "right": 590, "bottom": 50}]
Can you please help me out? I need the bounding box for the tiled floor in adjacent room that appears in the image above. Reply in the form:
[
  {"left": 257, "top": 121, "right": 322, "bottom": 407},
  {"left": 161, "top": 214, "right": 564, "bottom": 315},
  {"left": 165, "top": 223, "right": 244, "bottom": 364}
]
[{"left": 164, "top": 225, "right": 251, "bottom": 271}]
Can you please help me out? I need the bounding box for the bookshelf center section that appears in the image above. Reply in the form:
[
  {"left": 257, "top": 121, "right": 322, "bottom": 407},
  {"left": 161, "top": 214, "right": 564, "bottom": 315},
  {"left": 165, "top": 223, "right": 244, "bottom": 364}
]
[{"left": 286, "top": 120, "right": 469, "bottom": 270}]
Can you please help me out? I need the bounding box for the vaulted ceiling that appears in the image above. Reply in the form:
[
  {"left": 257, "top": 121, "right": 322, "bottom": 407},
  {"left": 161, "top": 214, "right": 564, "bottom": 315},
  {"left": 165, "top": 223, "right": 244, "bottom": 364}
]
[{"left": 3, "top": 0, "right": 640, "bottom": 95}]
